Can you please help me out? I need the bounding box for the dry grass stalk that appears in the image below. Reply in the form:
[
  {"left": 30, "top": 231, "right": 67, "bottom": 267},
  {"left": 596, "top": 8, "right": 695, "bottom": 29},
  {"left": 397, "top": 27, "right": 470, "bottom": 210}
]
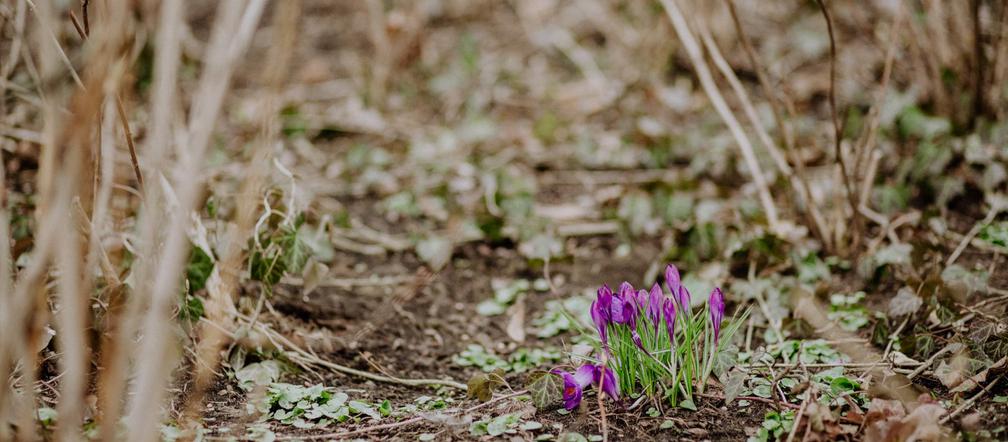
[
  {"left": 124, "top": 2, "right": 267, "bottom": 441},
  {"left": 696, "top": 18, "right": 830, "bottom": 246},
  {"left": 95, "top": 0, "right": 184, "bottom": 437},
  {"left": 813, "top": 0, "right": 862, "bottom": 255},
  {"left": 181, "top": 0, "right": 304, "bottom": 432},
  {"left": 658, "top": 0, "right": 783, "bottom": 233}
]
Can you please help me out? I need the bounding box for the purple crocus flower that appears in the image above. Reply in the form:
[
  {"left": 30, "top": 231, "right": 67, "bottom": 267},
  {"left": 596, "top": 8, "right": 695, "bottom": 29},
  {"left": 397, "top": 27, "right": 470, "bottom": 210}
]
[
  {"left": 646, "top": 283, "right": 663, "bottom": 333},
  {"left": 635, "top": 289, "right": 649, "bottom": 312},
  {"left": 619, "top": 295, "right": 647, "bottom": 352},
  {"left": 551, "top": 364, "right": 620, "bottom": 410},
  {"left": 665, "top": 264, "right": 681, "bottom": 294},
  {"left": 663, "top": 297, "right": 677, "bottom": 342},
  {"left": 709, "top": 287, "right": 726, "bottom": 345},
  {"left": 676, "top": 284, "right": 692, "bottom": 314},
  {"left": 593, "top": 364, "right": 620, "bottom": 402},
  {"left": 610, "top": 282, "right": 633, "bottom": 324},
  {"left": 552, "top": 365, "right": 594, "bottom": 410},
  {"left": 591, "top": 285, "right": 613, "bottom": 349}
]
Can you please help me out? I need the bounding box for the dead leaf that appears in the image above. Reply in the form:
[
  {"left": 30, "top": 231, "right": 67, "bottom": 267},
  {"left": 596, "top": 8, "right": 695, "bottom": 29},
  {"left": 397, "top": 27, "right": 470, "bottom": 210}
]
[
  {"left": 300, "top": 258, "right": 329, "bottom": 296},
  {"left": 864, "top": 399, "right": 906, "bottom": 442},
  {"left": 934, "top": 356, "right": 968, "bottom": 389},
  {"left": 467, "top": 368, "right": 506, "bottom": 402},
  {"left": 505, "top": 297, "right": 526, "bottom": 342},
  {"left": 949, "top": 356, "right": 1007, "bottom": 394},
  {"left": 888, "top": 287, "right": 923, "bottom": 316},
  {"left": 865, "top": 402, "right": 947, "bottom": 442}
]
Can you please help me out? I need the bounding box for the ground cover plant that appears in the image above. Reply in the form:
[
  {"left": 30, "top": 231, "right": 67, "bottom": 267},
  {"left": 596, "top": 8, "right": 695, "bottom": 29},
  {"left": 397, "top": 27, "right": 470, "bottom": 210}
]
[{"left": 2, "top": 0, "right": 1008, "bottom": 441}]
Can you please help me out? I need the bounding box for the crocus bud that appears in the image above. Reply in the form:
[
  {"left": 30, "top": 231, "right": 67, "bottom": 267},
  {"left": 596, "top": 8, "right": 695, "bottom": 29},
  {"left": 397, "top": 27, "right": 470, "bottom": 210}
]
[
  {"left": 709, "top": 287, "right": 726, "bottom": 345},
  {"left": 665, "top": 264, "right": 681, "bottom": 294},
  {"left": 592, "top": 285, "right": 613, "bottom": 350},
  {"left": 663, "top": 297, "right": 677, "bottom": 342},
  {"left": 647, "top": 283, "right": 663, "bottom": 334},
  {"left": 677, "top": 285, "right": 692, "bottom": 314}
]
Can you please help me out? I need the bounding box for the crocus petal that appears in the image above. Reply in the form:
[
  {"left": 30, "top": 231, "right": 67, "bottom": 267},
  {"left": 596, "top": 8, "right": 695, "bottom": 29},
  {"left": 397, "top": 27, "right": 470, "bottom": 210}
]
[
  {"left": 573, "top": 364, "right": 595, "bottom": 388},
  {"left": 663, "top": 297, "right": 677, "bottom": 341},
  {"left": 630, "top": 328, "right": 647, "bottom": 353},
  {"left": 590, "top": 298, "right": 609, "bottom": 350},
  {"left": 620, "top": 295, "right": 638, "bottom": 327},
  {"left": 597, "top": 284, "right": 613, "bottom": 313},
  {"left": 635, "top": 289, "right": 649, "bottom": 311},
  {"left": 612, "top": 283, "right": 637, "bottom": 325},
  {"left": 617, "top": 281, "right": 635, "bottom": 299},
  {"left": 552, "top": 370, "right": 584, "bottom": 411},
  {"left": 709, "top": 287, "right": 726, "bottom": 344},
  {"left": 647, "top": 283, "right": 663, "bottom": 333},
  {"left": 677, "top": 285, "right": 692, "bottom": 314},
  {"left": 665, "top": 264, "right": 681, "bottom": 294},
  {"left": 610, "top": 284, "right": 628, "bottom": 324},
  {"left": 593, "top": 365, "right": 620, "bottom": 401}
]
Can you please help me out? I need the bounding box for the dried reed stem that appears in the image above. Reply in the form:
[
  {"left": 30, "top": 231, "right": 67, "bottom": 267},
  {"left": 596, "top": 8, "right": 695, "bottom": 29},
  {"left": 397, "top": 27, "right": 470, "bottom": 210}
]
[
  {"left": 696, "top": 20, "right": 830, "bottom": 244},
  {"left": 125, "top": 2, "right": 267, "bottom": 441},
  {"left": 658, "top": 0, "right": 781, "bottom": 232},
  {"left": 181, "top": 0, "right": 303, "bottom": 431}
]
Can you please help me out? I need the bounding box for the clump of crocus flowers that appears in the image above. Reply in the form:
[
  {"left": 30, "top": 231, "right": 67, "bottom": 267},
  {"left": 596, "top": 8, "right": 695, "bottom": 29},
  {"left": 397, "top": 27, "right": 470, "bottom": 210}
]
[{"left": 552, "top": 264, "right": 747, "bottom": 410}]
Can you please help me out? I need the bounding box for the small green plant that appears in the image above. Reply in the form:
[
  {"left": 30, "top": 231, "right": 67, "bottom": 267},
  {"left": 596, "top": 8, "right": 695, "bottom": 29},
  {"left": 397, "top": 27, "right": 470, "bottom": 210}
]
[
  {"left": 453, "top": 344, "right": 561, "bottom": 373},
  {"left": 469, "top": 412, "right": 544, "bottom": 438},
  {"left": 828, "top": 292, "right": 870, "bottom": 331},
  {"left": 476, "top": 278, "right": 542, "bottom": 316},
  {"left": 532, "top": 292, "right": 593, "bottom": 338},
  {"left": 748, "top": 410, "right": 795, "bottom": 442},
  {"left": 248, "top": 197, "right": 309, "bottom": 290},
  {"left": 256, "top": 383, "right": 390, "bottom": 429}
]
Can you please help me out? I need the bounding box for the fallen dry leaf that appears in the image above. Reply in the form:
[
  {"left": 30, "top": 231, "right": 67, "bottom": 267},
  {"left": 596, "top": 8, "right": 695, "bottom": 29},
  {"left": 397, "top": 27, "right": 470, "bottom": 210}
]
[
  {"left": 865, "top": 402, "right": 948, "bottom": 442},
  {"left": 505, "top": 297, "right": 526, "bottom": 342},
  {"left": 949, "top": 356, "right": 1007, "bottom": 394}
]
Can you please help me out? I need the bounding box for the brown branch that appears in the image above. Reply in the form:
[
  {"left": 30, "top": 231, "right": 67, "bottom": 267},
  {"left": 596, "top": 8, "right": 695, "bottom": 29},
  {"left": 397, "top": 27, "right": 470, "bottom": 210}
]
[
  {"left": 971, "top": 0, "right": 987, "bottom": 125},
  {"left": 814, "top": 0, "right": 860, "bottom": 253},
  {"left": 114, "top": 96, "right": 144, "bottom": 192},
  {"left": 81, "top": 0, "right": 89, "bottom": 36},
  {"left": 67, "top": 6, "right": 145, "bottom": 194},
  {"left": 727, "top": 1, "right": 832, "bottom": 249}
]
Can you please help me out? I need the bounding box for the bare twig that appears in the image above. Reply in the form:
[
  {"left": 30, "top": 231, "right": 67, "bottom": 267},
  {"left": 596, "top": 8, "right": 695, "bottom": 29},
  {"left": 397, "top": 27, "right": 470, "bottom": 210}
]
[
  {"left": 697, "top": 20, "right": 830, "bottom": 244},
  {"left": 66, "top": 9, "right": 146, "bottom": 194},
  {"left": 786, "top": 392, "right": 810, "bottom": 442},
  {"left": 125, "top": 3, "right": 268, "bottom": 441},
  {"left": 941, "top": 373, "right": 1006, "bottom": 424},
  {"left": 237, "top": 313, "right": 466, "bottom": 390},
  {"left": 814, "top": 0, "right": 860, "bottom": 252},
  {"left": 907, "top": 342, "right": 965, "bottom": 380},
  {"left": 947, "top": 203, "right": 1002, "bottom": 266},
  {"left": 657, "top": 0, "right": 782, "bottom": 233}
]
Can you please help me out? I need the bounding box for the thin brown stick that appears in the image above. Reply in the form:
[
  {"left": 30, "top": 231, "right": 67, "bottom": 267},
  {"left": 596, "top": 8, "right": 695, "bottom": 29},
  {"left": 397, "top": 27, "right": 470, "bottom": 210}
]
[
  {"left": 852, "top": 5, "right": 905, "bottom": 181},
  {"left": 726, "top": 1, "right": 824, "bottom": 248},
  {"left": 971, "top": 0, "right": 987, "bottom": 124},
  {"left": 82, "top": 0, "right": 90, "bottom": 36},
  {"left": 814, "top": 0, "right": 860, "bottom": 252},
  {"left": 697, "top": 19, "right": 830, "bottom": 244},
  {"left": 67, "top": 6, "right": 146, "bottom": 194},
  {"left": 947, "top": 203, "right": 1003, "bottom": 266},
  {"left": 657, "top": 0, "right": 781, "bottom": 232},
  {"left": 128, "top": 3, "right": 270, "bottom": 441},
  {"left": 941, "top": 373, "right": 1006, "bottom": 424},
  {"left": 114, "top": 96, "right": 144, "bottom": 192}
]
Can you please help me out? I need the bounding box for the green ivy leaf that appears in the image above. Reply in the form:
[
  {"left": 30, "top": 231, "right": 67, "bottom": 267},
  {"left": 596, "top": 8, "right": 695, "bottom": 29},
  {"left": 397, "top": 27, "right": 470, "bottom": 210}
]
[{"left": 526, "top": 370, "right": 562, "bottom": 409}]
